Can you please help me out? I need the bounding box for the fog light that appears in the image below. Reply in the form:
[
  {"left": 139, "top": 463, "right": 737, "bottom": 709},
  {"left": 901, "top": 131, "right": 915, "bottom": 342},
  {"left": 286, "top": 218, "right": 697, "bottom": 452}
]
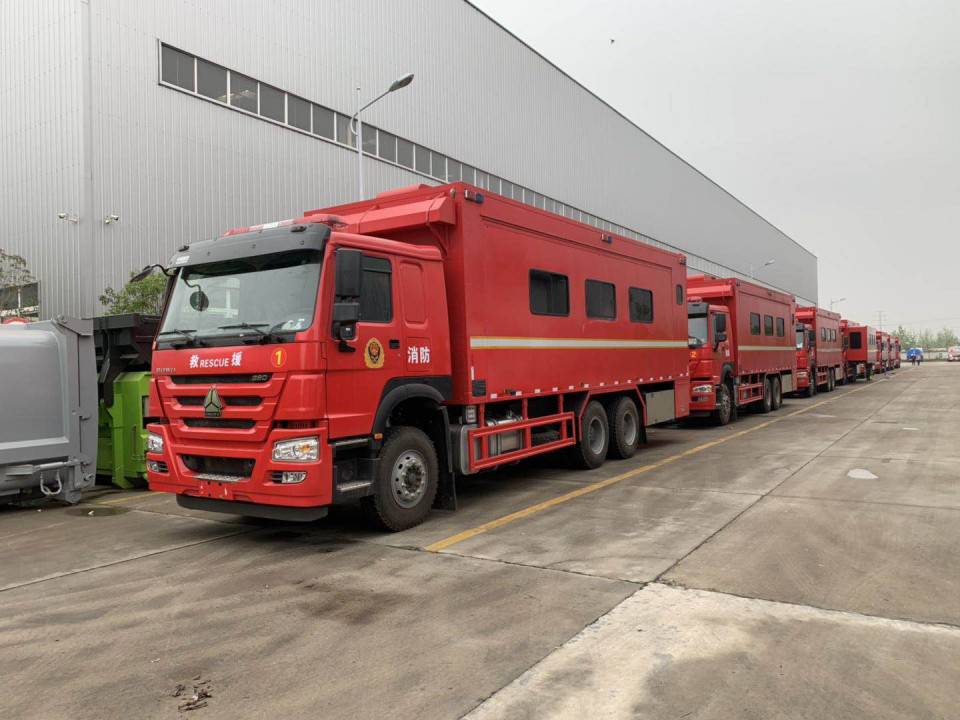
[
  {"left": 692, "top": 384, "right": 713, "bottom": 394},
  {"left": 147, "top": 460, "right": 161, "bottom": 472},
  {"left": 147, "top": 432, "right": 164, "bottom": 454},
  {"left": 279, "top": 471, "right": 306, "bottom": 484}
]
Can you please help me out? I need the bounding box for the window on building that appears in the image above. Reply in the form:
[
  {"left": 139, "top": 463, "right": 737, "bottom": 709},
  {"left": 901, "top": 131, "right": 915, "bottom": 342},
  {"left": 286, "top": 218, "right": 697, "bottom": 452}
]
[
  {"left": 415, "top": 145, "right": 430, "bottom": 174},
  {"left": 488, "top": 176, "right": 502, "bottom": 194},
  {"left": 776, "top": 317, "right": 785, "bottom": 337},
  {"left": 585, "top": 280, "right": 616, "bottom": 320},
  {"left": 529, "top": 270, "right": 569, "bottom": 316},
  {"left": 764, "top": 315, "right": 774, "bottom": 336},
  {"left": 396, "top": 137, "right": 413, "bottom": 168},
  {"left": 229, "top": 72, "right": 258, "bottom": 112},
  {"left": 447, "top": 159, "right": 462, "bottom": 181},
  {"left": 312, "top": 105, "right": 334, "bottom": 139},
  {"left": 750, "top": 313, "right": 761, "bottom": 335},
  {"left": 379, "top": 131, "right": 397, "bottom": 163},
  {"left": 359, "top": 255, "right": 392, "bottom": 323},
  {"left": 161, "top": 45, "right": 194, "bottom": 91},
  {"left": 461, "top": 165, "right": 475, "bottom": 184},
  {"left": 629, "top": 287, "right": 653, "bottom": 323},
  {"left": 196, "top": 59, "right": 226, "bottom": 101},
  {"left": 362, "top": 124, "right": 377, "bottom": 155},
  {"left": 502, "top": 180, "right": 515, "bottom": 199},
  {"left": 259, "top": 84, "right": 284, "bottom": 122},
  {"left": 431, "top": 152, "right": 447, "bottom": 181},
  {"left": 475, "top": 170, "right": 488, "bottom": 189},
  {"left": 335, "top": 113, "right": 355, "bottom": 146},
  {"left": 287, "top": 95, "right": 311, "bottom": 131}
]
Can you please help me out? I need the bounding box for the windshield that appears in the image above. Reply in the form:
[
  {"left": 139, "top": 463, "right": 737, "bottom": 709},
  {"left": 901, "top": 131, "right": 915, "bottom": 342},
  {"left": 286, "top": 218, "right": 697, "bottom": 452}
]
[
  {"left": 795, "top": 329, "right": 805, "bottom": 350},
  {"left": 159, "top": 249, "right": 321, "bottom": 346},
  {"left": 688, "top": 314, "right": 708, "bottom": 347}
]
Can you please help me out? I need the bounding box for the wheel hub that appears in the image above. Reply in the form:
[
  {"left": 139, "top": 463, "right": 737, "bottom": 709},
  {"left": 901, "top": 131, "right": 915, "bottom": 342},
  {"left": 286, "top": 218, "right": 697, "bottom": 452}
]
[{"left": 391, "top": 451, "right": 428, "bottom": 508}]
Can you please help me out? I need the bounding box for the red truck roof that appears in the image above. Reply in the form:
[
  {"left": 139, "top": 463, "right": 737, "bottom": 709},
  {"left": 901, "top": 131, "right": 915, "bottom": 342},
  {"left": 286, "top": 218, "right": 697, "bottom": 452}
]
[{"left": 688, "top": 275, "right": 796, "bottom": 376}]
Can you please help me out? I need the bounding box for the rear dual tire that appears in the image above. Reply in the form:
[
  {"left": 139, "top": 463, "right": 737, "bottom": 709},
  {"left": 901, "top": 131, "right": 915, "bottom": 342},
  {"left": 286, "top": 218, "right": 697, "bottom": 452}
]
[
  {"left": 607, "top": 397, "right": 641, "bottom": 460},
  {"left": 569, "top": 401, "right": 609, "bottom": 469}
]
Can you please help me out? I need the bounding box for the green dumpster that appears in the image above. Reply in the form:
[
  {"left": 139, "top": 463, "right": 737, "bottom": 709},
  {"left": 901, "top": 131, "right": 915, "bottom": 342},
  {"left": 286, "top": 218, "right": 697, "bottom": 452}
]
[{"left": 93, "top": 314, "right": 159, "bottom": 488}]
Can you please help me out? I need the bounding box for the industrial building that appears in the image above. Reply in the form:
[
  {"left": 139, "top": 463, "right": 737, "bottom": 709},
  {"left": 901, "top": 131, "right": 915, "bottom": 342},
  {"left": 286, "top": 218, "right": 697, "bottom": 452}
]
[{"left": 0, "top": 0, "right": 817, "bottom": 320}]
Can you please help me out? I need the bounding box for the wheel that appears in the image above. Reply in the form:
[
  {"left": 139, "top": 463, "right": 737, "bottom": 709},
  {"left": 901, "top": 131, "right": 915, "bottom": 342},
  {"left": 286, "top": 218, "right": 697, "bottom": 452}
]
[
  {"left": 568, "top": 400, "right": 609, "bottom": 469},
  {"left": 711, "top": 381, "right": 733, "bottom": 426},
  {"left": 607, "top": 396, "right": 641, "bottom": 459},
  {"left": 770, "top": 376, "right": 782, "bottom": 410},
  {"left": 806, "top": 373, "right": 818, "bottom": 397},
  {"left": 759, "top": 377, "right": 773, "bottom": 413},
  {"left": 827, "top": 370, "right": 835, "bottom": 392},
  {"left": 362, "top": 426, "right": 438, "bottom": 531}
]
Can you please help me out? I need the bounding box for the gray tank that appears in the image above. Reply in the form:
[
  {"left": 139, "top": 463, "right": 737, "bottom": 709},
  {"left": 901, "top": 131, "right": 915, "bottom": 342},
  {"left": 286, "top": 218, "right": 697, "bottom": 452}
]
[{"left": 0, "top": 317, "right": 97, "bottom": 504}]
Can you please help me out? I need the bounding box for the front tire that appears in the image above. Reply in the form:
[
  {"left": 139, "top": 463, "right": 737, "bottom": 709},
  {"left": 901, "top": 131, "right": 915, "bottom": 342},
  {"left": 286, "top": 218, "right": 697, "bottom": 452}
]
[
  {"left": 569, "top": 401, "right": 609, "bottom": 469},
  {"left": 363, "top": 426, "right": 438, "bottom": 532},
  {"left": 712, "top": 382, "right": 733, "bottom": 426},
  {"left": 827, "top": 370, "right": 835, "bottom": 392},
  {"left": 608, "top": 396, "right": 641, "bottom": 459},
  {"left": 770, "top": 375, "right": 782, "bottom": 410},
  {"left": 806, "top": 374, "right": 818, "bottom": 397}
]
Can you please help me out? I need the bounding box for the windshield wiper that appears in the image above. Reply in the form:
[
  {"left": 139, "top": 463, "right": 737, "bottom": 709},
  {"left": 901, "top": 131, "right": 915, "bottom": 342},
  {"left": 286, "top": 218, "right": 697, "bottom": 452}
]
[
  {"left": 157, "top": 328, "right": 205, "bottom": 346},
  {"left": 216, "top": 322, "right": 282, "bottom": 344}
]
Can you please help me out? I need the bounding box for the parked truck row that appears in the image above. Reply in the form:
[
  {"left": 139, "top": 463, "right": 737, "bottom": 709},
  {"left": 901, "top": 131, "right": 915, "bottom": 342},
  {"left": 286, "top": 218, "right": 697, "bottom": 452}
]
[{"left": 73, "top": 182, "right": 896, "bottom": 529}]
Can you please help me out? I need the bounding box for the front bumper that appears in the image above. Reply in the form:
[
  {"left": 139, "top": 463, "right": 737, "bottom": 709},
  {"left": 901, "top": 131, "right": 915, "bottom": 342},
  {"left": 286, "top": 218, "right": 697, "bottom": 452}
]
[
  {"left": 795, "top": 369, "right": 810, "bottom": 389},
  {"left": 146, "top": 423, "right": 334, "bottom": 509},
  {"left": 689, "top": 382, "right": 718, "bottom": 412}
]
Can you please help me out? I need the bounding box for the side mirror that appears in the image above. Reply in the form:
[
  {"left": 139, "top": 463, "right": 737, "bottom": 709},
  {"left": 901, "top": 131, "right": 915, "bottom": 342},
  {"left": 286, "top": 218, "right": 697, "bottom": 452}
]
[
  {"left": 130, "top": 264, "right": 173, "bottom": 282},
  {"left": 332, "top": 301, "right": 360, "bottom": 343},
  {"left": 335, "top": 248, "right": 362, "bottom": 298}
]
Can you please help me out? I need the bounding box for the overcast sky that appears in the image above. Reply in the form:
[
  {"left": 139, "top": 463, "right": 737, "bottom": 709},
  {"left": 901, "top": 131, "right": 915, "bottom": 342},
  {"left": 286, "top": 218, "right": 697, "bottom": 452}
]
[{"left": 472, "top": 0, "right": 959, "bottom": 332}]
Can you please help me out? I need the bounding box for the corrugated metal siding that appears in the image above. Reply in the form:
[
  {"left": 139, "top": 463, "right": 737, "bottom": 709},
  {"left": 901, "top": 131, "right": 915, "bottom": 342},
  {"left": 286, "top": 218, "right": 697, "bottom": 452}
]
[
  {"left": 7, "top": 0, "right": 817, "bottom": 318},
  {"left": 0, "top": 0, "right": 86, "bottom": 317}
]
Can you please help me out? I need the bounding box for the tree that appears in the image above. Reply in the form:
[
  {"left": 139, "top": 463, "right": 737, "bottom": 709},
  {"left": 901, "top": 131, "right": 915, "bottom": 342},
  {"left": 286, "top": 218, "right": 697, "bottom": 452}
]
[
  {"left": 934, "top": 327, "right": 959, "bottom": 349},
  {"left": 99, "top": 270, "right": 168, "bottom": 316},
  {"left": 0, "top": 248, "right": 37, "bottom": 314}
]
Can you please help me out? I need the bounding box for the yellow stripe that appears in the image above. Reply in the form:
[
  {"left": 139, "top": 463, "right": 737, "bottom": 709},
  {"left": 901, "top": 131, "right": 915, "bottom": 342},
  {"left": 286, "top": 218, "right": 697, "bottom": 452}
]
[{"left": 424, "top": 383, "right": 872, "bottom": 552}]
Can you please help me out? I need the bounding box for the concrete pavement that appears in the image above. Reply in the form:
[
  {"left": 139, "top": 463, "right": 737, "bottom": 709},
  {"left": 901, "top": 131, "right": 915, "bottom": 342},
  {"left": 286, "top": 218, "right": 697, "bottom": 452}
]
[{"left": 2, "top": 362, "right": 958, "bottom": 718}]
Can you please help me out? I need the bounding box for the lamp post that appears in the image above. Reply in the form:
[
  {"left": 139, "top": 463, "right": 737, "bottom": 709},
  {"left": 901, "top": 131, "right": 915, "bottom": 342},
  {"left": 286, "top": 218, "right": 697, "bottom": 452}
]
[
  {"left": 749, "top": 258, "right": 776, "bottom": 278},
  {"left": 829, "top": 297, "right": 846, "bottom": 311},
  {"left": 351, "top": 72, "right": 414, "bottom": 200}
]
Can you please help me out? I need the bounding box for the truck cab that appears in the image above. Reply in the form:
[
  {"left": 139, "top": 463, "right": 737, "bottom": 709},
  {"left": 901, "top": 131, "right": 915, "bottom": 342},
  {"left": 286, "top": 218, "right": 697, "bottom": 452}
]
[
  {"left": 794, "top": 323, "right": 817, "bottom": 395},
  {"left": 146, "top": 220, "right": 452, "bottom": 528},
  {"left": 687, "top": 301, "right": 732, "bottom": 420}
]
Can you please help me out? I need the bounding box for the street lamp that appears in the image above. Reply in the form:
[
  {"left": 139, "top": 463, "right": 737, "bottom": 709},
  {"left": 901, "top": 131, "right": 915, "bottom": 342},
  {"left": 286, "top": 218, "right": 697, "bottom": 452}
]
[
  {"left": 351, "top": 72, "right": 414, "bottom": 199},
  {"left": 749, "top": 258, "right": 776, "bottom": 278},
  {"left": 829, "top": 297, "right": 846, "bottom": 311}
]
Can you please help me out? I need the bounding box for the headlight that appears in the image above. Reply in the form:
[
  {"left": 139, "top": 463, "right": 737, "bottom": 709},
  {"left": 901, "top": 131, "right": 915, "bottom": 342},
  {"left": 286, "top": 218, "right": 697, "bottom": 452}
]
[
  {"left": 272, "top": 436, "right": 319, "bottom": 462},
  {"left": 692, "top": 384, "right": 713, "bottom": 394},
  {"left": 147, "top": 432, "right": 164, "bottom": 454}
]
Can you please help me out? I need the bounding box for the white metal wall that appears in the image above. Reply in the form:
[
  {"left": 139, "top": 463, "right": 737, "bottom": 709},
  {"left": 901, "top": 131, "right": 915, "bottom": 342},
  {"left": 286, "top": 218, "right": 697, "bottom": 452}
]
[{"left": 2, "top": 0, "right": 817, "bottom": 319}]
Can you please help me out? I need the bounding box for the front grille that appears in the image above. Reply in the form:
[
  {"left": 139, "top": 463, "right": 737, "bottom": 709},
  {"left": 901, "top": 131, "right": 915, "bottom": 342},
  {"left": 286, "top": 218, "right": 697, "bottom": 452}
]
[
  {"left": 181, "top": 455, "right": 254, "bottom": 478},
  {"left": 170, "top": 373, "right": 272, "bottom": 385},
  {"left": 177, "top": 395, "right": 262, "bottom": 407},
  {"left": 183, "top": 418, "right": 255, "bottom": 429}
]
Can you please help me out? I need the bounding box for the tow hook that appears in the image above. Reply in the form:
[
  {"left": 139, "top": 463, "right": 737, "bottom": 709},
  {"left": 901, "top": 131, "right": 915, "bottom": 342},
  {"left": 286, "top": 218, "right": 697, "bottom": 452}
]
[{"left": 39, "top": 470, "right": 64, "bottom": 497}]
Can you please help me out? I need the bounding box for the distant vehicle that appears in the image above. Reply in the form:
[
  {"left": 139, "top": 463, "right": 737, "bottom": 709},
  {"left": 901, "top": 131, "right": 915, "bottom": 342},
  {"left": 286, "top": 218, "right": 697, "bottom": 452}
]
[
  {"left": 948, "top": 346, "right": 960, "bottom": 362},
  {"left": 906, "top": 348, "right": 924, "bottom": 362}
]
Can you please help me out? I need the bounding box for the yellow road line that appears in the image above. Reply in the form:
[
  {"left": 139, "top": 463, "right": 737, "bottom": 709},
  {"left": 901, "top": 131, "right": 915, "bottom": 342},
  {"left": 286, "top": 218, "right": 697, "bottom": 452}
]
[{"left": 425, "top": 382, "right": 875, "bottom": 552}]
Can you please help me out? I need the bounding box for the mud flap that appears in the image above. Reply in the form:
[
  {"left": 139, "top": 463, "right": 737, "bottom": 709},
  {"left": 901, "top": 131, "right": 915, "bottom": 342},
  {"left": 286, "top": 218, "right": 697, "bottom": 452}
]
[{"left": 433, "top": 471, "right": 458, "bottom": 511}]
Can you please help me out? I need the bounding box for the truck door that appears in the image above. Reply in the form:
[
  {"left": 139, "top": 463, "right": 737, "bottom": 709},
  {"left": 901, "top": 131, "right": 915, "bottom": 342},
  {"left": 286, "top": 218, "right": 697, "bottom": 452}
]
[
  {"left": 325, "top": 250, "right": 402, "bottom": 438},
  {"left": 397, "top": 260, "right": 434, "bottom": 376}
]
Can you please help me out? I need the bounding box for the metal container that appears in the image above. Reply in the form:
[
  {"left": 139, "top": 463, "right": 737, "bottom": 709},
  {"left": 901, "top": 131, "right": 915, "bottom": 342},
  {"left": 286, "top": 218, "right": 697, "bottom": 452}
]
[{"left": 0, "top": 317, "right": 97, "bottom": 504}]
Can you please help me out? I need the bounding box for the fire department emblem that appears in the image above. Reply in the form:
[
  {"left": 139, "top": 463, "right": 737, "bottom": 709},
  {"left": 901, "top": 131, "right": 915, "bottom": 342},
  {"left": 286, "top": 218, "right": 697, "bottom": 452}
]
[
  {"left": 203, "top": 386, "right": 224, "bottom": 418},
  {"left": 364, "top": 338, "right": 385, "bottom": 369}
]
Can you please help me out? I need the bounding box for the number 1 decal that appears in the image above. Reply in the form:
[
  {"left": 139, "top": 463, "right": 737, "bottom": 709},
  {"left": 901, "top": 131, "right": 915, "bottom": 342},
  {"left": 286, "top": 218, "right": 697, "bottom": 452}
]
[{"left": 270, "top": 348, "right": 287, "bottom": 368}]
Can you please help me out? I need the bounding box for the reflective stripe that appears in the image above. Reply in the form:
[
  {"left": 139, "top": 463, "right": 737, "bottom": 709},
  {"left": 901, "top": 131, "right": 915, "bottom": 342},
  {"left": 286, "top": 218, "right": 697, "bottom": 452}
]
[
  {"left": 738, "top": 345, "right": 796, "bottom": 351},
  {"left": 470, "top": 336, "right": 688, "bottom": 350}
]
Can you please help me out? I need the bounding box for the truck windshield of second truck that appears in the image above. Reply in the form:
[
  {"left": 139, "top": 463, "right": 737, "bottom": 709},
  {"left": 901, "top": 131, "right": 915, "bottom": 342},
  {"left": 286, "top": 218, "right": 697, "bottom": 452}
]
[
  {"left": 688, "top": 314, "right": 709, "bottom": 348},
  {"left": 158, "top": 249, "right": 321, "bottom": 348}
]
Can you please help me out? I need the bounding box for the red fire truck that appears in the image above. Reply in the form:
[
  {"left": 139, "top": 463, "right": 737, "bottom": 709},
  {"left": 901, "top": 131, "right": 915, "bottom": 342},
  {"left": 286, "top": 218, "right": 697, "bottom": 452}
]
[
  {"left": 144, "top": 183, "right": 691, "bottom": 528},
  {"left": 876, "top": 331, "right": 892, "bottom": 373},
  {"left": 686, "top": 276, "right": 796, "bottom": 425},
  {"left": 794, "top": 306, "right": 842, "bottom": 395},
  {"left": 892, "top": 336, "right": 902, "bottom": 368},
  {"left": 842, "top": 322, "right": 877, "bottom": 379}
]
